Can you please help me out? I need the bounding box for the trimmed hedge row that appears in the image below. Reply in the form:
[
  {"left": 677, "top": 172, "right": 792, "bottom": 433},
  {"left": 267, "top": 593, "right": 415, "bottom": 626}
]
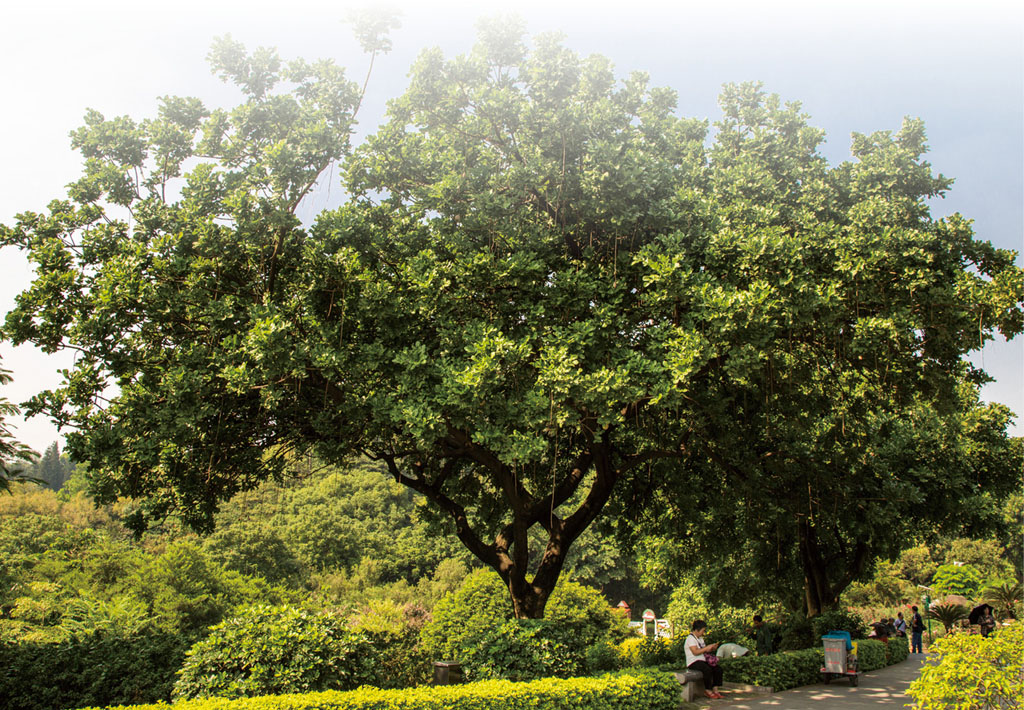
[
  {"left": 83, "top": 669, "right": 680, "bottom": 710},
  {"left": 856, "top": 639, "right": 887, "bottom": 672},
  {"left": 0, "top": 631, "right": 192, "bottom": 710},
  {"left": 719, "top": 648, "right": 824, "bottom": 691},
  {"left": 718, "top": 636, "right": 911, "bottom": 691},
  {"left": 885, "top": 635, "right": 910, "bottom": 665}
]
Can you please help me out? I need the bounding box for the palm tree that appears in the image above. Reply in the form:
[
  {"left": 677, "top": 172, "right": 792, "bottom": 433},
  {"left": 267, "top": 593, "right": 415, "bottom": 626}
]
[
  {"left": 984, "top": 582, "right": 1022, "bottom": 620},
  {"left": 927, "top": 603, "right": 968, "bottom": 633},
  {"left": 0, "top": 363, "right": 39, "bottom": 493}
]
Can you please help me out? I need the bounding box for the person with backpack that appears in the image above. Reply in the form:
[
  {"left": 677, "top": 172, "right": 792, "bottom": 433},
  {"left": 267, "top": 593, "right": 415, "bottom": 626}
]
[{"left": 910, "top": 605, "right": 926, "bottom": 653}]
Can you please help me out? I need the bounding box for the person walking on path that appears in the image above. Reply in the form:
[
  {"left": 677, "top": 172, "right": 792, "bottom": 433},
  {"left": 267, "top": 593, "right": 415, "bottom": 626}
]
[{"left": 910, "top": 605, "right": 925, "bottom": 654}]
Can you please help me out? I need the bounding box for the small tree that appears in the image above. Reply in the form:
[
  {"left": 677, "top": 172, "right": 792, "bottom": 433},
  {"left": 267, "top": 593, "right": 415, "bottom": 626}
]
[
  {"left": 0, "top": 362, "right": 37, "bottom": 493},
  {"left": 927, "top": 603, "right": 968, "bottom": 634},
  {"left": 985, "top": 581, "right": 1022, "bottom": 620},
  {"left": 932, "top": 564, "right": 983, "bottom": 598}
]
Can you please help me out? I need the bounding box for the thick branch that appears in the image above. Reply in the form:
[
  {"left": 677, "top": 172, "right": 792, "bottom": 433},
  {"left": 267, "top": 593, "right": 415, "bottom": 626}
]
[{"left": 379, "top": 453, "right": 502, "bottom": 570}]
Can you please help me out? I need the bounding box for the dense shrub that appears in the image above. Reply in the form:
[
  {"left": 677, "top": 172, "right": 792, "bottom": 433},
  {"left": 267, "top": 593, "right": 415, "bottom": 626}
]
[
  {"left": 810, "top": 609, "right": 866, "bottom": 640},
  {"left": 174, "top": 605, "right": 376, "bottom": 700},
  {"left": 128, "top": 541, "right": 280, "bottom": 635},
  {"left": 585, "top": 641, "right": 622, "bottom": 672},
  {"left": 546, "top": 576, "right": 632, "bottom": 645},
  {"left": 421, "top": 569, "right": 623, "bottom": 680},
  {"left": 82, "top": 669, "right": 681, "bottom": 710},
  {"left": 719, "top": 648, "right": 824, "bottom": 691},
  {"left": 908, "top": 623, "right": 1022, "bottom": 709},
  {"left": 420, "top": 569, "right": 512, "bottom": 662},
  {"left": 855, "top": 638, "right": 887, "bottom": 671},
  {"left": 714, "top": 632, "right": 909, "bottom": 693},
  {"left": 776, "top": 609, "right": 865, "bottom": 651},
  {"left": 467, "top": 619, "right": 585, "bottom": 680},
  {"left": 777, "top": 615, "right": 814, "bottom": 650},
  {"left": 617, "top": 636, "right": 673, "bottom": 668},
  {"left": 348, "top": 600, "right": 431, "bottom": 688},
  {"left": 665, "top": 580, "right": 755, "bottom": 646},
  {"left": 931, "top": 563, "right": 983, "bottom": 598},
  {"left": 0, "top": 631, "right": 192, "bottom": 710},
  {"left": 885, "top": 634, "right": 909, "bottom": 665}
]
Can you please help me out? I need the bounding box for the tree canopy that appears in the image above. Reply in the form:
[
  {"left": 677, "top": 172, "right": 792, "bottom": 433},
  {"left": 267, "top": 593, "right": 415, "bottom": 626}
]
[{"left": 2, "top": 24, "right": 1022, "bottom": 617}]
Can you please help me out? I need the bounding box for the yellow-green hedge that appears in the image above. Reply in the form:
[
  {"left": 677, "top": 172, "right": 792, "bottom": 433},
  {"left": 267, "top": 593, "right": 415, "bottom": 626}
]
[{"left": 82, "top": 669, "right": 679, "bottom": 710}]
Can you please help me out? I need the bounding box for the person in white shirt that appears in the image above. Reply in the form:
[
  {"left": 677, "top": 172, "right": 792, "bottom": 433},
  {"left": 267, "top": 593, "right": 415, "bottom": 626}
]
[
  {"left": 685, "top": 619, "right": 725, "bottom": 699},
  {"left": 894, "top": 612, "right": 907, "bottom": 636}
]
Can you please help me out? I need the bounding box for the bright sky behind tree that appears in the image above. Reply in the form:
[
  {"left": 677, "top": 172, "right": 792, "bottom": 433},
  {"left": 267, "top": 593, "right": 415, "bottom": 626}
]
[{"left": 1, "top": 0, "right": 1021, "bottom": 453}]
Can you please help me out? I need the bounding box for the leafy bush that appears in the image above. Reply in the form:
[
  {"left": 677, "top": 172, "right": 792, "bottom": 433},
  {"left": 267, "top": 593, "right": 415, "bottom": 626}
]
[
  {"left": 174, "top": 605, "right": 375, "bottom": 700},
  {"left": 585, "top": 641, "right": 621, "bottom": 672},
  {"left": 546, "top": 576, "right": 632, "bottom": 645},
  {"left": 777, "top": 615, "right": 814, "bottom": 650},
  {"left": 466, "top": 619, "right": 584, "bottom": 680},
  {"left": 0, "top": 631, "right": 192, "bottom": 710},
  {"left": 128, "top": 540, "right": 280, "bottom": 635},
  {"left": 617, "top": 636, "right": 673, "bottom": 668},
  {"left": 421, "top": 569, "right": 623, "bottom": 680},
  {"left": 714, "top": 633, "right": 908, "bottom": 693},
  {"left": 885, "top": 634, "right": 909, "bottom": 664},
  {"left": 420, "top": 569, "right": 513, "bottom": 663},
  {"left": 719, "top": 648, "right": 824, "bottom": 691},
  {"left": 82, "top": 669, "right": 681, "bottom": 710},
  {"left": 665, "top": 580, "right": 755, "bottom": 646},
  {"left": 855, "top": 638, "right": 887, "bottom": 671},
  {"left": 348, "top": 600, "right": 431, "bottom": 688},
  {"left": 931, "top": 563, "right": 983, "bottom": 598},
  {"left": 810, "top": 609, "right": 866, "bottom": 640},
  {"left": 908, "top": 622, "right": 1022, "bottom": 709}
]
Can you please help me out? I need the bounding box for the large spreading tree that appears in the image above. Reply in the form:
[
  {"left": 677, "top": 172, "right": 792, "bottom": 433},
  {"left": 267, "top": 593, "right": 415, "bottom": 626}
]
[
  {"left": 3, "top": 24, "right": 1022, "bottom": 617},
  {"left": 617, "top": 88, "right": 1024, "bottom": 616}
]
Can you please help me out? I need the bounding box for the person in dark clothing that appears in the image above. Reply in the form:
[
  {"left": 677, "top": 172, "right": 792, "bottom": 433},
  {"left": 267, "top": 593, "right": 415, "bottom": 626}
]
[
  {"left": 685, "top": 619, "right": 725, "bottom": 700},
  {"left": 910, "top": 605, "right": 925, "bottom": 653},
  {"left": 979, "top": 607, "right": 996, "bottom": 637},
  {"left": 753, "top": 615, "right": 774, "bottom": 656}
]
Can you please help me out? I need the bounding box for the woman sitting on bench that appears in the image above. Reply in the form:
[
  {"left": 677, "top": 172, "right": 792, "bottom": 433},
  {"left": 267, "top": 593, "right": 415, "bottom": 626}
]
[{"left": 685, "top": 619, "right": 725, "bottom": 700}]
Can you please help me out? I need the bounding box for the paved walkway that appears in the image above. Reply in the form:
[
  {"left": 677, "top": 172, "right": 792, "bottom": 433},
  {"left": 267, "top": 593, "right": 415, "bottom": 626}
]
[{"left": 692, "top": 655, "right": 925, "bottom": 709}]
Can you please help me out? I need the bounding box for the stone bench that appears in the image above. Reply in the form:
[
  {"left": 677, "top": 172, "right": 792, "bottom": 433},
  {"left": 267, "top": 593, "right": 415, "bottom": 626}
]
[{"left": 673, "top": 669, "right": 705, "bottom": 702}]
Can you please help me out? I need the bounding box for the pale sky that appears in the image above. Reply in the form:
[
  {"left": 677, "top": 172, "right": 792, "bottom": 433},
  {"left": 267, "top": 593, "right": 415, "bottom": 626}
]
[{"left": 1, "top": 0, "right": 1022, "bottom": 453}]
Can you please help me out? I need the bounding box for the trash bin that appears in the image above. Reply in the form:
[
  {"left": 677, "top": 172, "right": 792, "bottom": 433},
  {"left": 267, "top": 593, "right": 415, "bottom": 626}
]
[{"left": 433, "top": 661, "right": 464, "bottom": 685}]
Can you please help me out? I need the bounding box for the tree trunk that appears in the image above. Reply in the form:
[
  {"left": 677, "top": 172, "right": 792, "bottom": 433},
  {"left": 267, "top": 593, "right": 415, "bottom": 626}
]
[
  {"left": 798, "top": 518, "right": 837, "bottom": 618},
  {"left": 380, "top": 437, "right": 621, "bottom": 620},
  {"left": 507, "top": 572, "right": 555, "bottom": 619},
  {"left": 798, "top": 517, "right": 869, "bottom": 618}
]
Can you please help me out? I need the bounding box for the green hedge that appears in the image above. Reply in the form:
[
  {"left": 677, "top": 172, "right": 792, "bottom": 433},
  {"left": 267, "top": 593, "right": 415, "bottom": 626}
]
[
  {"left": 856, "top": 639, "right": 886, "bottom": 671},
  {"left": 0, "top": 631, "right": 192, "bottom": 710},
  {"left": 884, "top": 635, "right": 909, "bottom": 665},
  {"left": 83, "top": 670, "right": 679, "bottom": 710},
  {"left": 719, "top": 648, "right": 824, "bottom": 691},
  {"left": 717, "top": 636, "right": 909, "bottom": 691},
  {"left": 174, "top": 605, "right": 377, "bottom": 700}
]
